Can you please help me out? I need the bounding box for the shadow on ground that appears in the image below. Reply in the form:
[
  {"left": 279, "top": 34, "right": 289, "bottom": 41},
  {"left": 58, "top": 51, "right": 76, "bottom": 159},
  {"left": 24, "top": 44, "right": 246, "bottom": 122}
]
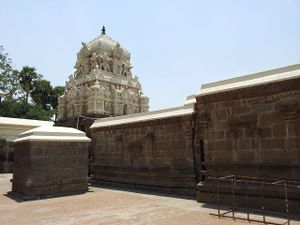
[
  {"left": 90, "top": 180, "right": 196, "bottom": 200},
  {"left": 3, "top": 189, "right": 92, "bottom": 203}
]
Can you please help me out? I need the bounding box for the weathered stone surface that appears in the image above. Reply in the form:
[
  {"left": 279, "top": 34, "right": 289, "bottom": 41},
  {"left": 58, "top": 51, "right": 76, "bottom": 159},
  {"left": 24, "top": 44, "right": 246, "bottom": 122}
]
[
  {"left": 12, "top": 127, "right": 90, "bottom": 199},
  {"left": 90, "top": 102, "right": 197, "bottom": 195},
  {"left": 195, "top": 64, "right": 300, "bottom": 213},
  {"left": 0, "top": 117, "right": 53, "bottom": 172},
  {"left": 196, "top": 66, "right": 300, "bottom": 176},
  {"left": 0, "top": 140, "right": 14, "bottom": 173}
]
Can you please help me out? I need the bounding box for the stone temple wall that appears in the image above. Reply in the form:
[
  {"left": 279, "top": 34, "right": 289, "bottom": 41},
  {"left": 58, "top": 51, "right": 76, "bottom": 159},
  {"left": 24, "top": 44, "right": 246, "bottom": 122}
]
[
  {"left": 195, "top": 75, "right": 300, "bottom": 180},
  {"left": 90, "top": 64, "right": 300, "bottom": 211},
  {"left": 0, "top": 140, "right": 14, "bottom": 173},
  {"left": 0, "top": 117, "right": 53, "bottom": 173},
  {"left": 195, "top": 65, "right": 300, "bottom": 213},
  {"left": 91, "top": 114, "right": 197, "bottom": 195}
]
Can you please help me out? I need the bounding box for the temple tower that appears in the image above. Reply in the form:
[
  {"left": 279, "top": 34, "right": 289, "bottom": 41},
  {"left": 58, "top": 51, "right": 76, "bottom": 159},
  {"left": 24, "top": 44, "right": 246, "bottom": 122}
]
[{"left": 57, "top": 27, "right": 149, "bottom": 128}]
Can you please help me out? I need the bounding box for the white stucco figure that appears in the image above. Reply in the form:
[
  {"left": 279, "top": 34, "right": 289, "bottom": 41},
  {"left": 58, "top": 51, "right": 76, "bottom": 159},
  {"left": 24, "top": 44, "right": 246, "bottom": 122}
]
[{"left": 57, "top": 27, "right": 149, "bottom": 121}]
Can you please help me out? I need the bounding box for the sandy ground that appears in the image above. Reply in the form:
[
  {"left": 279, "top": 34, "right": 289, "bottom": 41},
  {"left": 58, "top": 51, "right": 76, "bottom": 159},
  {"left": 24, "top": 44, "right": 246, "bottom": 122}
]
[{"left": 0, "top": 173, "right": 298, "bottom": 225}]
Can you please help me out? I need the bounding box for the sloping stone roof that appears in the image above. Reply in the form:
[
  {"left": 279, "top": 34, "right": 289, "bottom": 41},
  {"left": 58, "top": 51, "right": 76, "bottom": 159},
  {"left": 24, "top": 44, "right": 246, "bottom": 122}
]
[
  {"left": 91, "top": 104, "right": 194, "bottom": 129},
  {"left": 14, "top": 126, "right": 91, "bottom": 143},
  {"left": 197, "top": 64, "right": 300, "bottom": 96},
  {"left": 0, "top": 117, "right": 53, "bottom": 128}
]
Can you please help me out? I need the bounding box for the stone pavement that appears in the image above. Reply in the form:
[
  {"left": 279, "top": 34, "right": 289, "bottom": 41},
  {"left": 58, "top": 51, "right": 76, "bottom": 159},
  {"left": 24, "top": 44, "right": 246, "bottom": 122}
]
[{"left": 0, "top": 174, "right": 299, "bottom": 225}]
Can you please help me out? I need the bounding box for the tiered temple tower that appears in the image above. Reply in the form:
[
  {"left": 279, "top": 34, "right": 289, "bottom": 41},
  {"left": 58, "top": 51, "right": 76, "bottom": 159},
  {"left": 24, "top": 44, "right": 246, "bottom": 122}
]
[{"left": 57, "top": 27, "right": 149, "bottom": 128}]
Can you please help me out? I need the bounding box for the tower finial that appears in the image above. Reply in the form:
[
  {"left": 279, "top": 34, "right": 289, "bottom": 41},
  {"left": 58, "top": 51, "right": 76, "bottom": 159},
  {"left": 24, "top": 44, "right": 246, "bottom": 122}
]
[{"left": 101, "top": 26, "right": 106, "bottom": 35}]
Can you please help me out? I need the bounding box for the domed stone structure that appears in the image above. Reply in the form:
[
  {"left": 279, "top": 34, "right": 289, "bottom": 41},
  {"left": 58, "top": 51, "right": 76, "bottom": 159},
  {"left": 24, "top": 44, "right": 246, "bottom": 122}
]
[{"left": 57, "top": 27, "right": 149, "bottom": 126}]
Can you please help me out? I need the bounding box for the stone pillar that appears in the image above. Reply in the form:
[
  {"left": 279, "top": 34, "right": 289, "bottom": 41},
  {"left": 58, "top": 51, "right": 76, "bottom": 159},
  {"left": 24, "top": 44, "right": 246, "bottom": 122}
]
[{"left": 12, "top": 126, "right": 91, "bottom": 200}]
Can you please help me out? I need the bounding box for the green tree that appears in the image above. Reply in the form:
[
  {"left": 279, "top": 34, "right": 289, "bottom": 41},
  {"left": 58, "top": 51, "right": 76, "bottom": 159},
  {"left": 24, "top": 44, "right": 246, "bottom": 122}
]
[
  {"left": 50, "top": 86, "right": 64, "bottom": 118},
  {"left": 0, "top": 47, "right": 60, "bottom": 121},
  {"left": 19, "top": 66, "right": 42, "bottom": 103},
  {"left": 0, "top": 45, "right": 21, "bottom": 98},
  {"left": 31, "top": 79, "right": 53, "bottom": 110},
  {"left": 25, "top": 104, "right": 53, "bottom": 121},
  {"left": 0, "top": 98, "right": 53, "bottom": 121},
  {"left": 0, "top": 98, "right": 29, "bottom": 118}
]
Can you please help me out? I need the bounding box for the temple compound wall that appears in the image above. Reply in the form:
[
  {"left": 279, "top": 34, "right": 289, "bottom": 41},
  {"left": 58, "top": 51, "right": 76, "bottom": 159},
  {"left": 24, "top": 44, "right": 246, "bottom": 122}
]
[
  {"left": 90, "top": 64, "right": 300, "bottom": 212},
  {"left": 195, "top": 64, "right": 300, "bottom": 179},
  {"left": 90, "top": 97, "right": 197, "bottom": 195},
  {"left": 195, "top": 64, "right": 300, "bottom": 213},
  {"left": 0, "top": 117, "right": 53, "bottom": 172}
]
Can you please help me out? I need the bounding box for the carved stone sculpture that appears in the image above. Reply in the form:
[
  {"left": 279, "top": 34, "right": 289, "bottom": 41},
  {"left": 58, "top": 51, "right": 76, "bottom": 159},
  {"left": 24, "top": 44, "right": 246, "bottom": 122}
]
[{"left": 57, "top": 30, "right": 149, "bottom": 121}]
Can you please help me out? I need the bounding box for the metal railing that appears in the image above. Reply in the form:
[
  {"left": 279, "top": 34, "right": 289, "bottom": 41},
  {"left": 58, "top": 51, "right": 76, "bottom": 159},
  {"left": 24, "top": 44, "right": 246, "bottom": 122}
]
[{"left": 208, "top": 175, "right": 299, "bottom": 225}]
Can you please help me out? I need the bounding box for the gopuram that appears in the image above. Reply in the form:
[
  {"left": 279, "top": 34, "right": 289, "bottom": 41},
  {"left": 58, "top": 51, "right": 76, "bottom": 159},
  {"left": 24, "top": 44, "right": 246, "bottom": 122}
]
[{"left": 57, "top": 26, "right": 149, "bottom": 130}]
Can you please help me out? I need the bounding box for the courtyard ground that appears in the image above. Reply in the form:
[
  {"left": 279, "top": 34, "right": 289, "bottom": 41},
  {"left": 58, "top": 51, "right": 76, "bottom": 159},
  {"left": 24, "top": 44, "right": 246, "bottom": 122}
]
[{"left": 0, "top": 173, "right": 299, "bottom": 225}]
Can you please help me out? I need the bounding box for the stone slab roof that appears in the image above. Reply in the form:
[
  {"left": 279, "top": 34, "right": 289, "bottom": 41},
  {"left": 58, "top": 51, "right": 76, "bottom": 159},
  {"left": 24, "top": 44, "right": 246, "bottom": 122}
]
[
  {"left": 90, "top": 103, "right": 194, "bottom": 129},
  {"left": 197, "top": 64, "right": 300, "bottom": 96},
  {"left": 184, "top": 94, "right": 196, "bottom": 105},
  {"left": 0, "top": 117, "right": 54, "bottom": 128},
  {"left": 14, "top": 126, "right": 91, "bottom": 143}
]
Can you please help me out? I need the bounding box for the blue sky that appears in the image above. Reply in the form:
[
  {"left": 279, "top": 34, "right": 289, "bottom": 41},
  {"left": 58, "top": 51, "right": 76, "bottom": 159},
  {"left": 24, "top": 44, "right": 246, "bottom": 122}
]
[{"left": 1, "top": 0, "right": 300, "bottom": 110}]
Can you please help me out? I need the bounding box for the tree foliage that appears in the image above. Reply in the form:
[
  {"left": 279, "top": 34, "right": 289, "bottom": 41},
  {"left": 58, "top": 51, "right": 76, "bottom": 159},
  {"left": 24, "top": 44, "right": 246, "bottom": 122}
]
[
  {"left": 50, "top": 85, "right": 65, "bottom": 119},
  {"left": 0, "top": 46, "right": 64, "bottom": 121},
  {"left": 51, "top": 86, "right": 65, "bottom": 108},
  {"left": 0, "top": 99, "right": 28, "bottom": 118},
  {"left": 31, "top": 79, "right": 52, "bottom": 110},
  {"left": 19, "top": 66, "right": 42, "bottom": 103},
  {"left": 25, "top": 104, "right": 53, "bottom": 121},
  {"left": 0, "top": 46, "right": 21, "bottom": 97}
]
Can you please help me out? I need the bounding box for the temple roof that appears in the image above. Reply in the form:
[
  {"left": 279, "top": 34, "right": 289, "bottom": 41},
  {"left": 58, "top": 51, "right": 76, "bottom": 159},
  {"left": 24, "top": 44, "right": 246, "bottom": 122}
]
[
  {"left": 0, "top": 117, "right": 54, "bottom": 127},
  {"left": 197, "top": 64, "right": 300, "bottom": 96},
  {"left": 14, "top": 126, "right": 91, "bottom": 143},
  {"left": 90, "top": 96, "right": 195, "bottom": 129},
  {"left": 85, "top": 34, "right": 130, "bottom": 59}
]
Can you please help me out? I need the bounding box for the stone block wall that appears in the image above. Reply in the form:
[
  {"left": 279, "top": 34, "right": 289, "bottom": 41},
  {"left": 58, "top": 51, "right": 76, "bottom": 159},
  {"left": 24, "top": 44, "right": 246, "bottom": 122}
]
[
  {"left": 0, "top": 140, "right": 14, "bottom": 173},
  {"left": 12, "top": 141, "right": 89, "bottom": 199},
  {"left": 91, "top": 115, "right": 197, "bottom": 195},
  {"left": 195, "top": 77, "right": 300, "bottom": 213},
  {"left": 195, "top": 78, "right": 300, "bottom": 180},
  {"left": 0, "top": 117, "right": 53, "bottom": 173}
]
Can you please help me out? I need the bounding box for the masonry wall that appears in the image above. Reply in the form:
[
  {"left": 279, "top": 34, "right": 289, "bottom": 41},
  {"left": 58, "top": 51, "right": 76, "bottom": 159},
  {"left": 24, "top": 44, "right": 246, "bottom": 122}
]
[
  {"left": 0, "top": 140, "right": 14, "bottom": 173},
  {"left": 91, "top": 115, "right": 197, "bottom": 194},
  {"left": 12, "top": 141, "right": 89, "bottom": 199},
  {"left": 195, "top": 78, "right": 300, "bottom": 180},
  {"left": 0, "top": 121, "right": 53, "bottom": 173},
  {"left": 195, "top": 77, "right": 300, "bottom": 213}
]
